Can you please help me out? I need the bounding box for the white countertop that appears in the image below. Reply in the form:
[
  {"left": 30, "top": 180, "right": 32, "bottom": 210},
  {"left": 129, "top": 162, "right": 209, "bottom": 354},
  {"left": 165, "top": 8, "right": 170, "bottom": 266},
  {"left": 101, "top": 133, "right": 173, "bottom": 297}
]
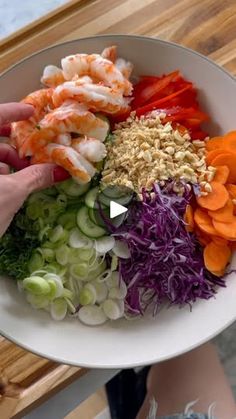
[{"left": 0, "top": 0, "right": 68, "bottom": 40}]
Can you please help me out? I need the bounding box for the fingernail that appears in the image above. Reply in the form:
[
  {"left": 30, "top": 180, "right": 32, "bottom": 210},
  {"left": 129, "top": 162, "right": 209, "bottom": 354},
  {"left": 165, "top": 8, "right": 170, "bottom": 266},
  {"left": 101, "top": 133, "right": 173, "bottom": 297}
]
[{"left": 53, "top": 166, "right": 70, "bottom": 182}]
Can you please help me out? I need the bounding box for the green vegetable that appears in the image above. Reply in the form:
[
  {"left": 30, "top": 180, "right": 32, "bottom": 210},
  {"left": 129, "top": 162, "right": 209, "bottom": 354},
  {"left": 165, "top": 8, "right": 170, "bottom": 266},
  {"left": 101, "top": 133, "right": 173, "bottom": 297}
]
[{"left": 0, "top": 209, "right": 40, "bottom": 280}]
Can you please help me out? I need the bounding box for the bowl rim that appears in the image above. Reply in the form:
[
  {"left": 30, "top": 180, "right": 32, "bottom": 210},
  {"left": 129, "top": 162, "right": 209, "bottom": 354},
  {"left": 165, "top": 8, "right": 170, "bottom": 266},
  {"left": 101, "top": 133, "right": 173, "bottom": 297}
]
[
  {"left": 0, "top": 34, "right": 235, "bottom": 368},
  {"left": 1, "top": 34, "right": 235, "bottom": 83}
]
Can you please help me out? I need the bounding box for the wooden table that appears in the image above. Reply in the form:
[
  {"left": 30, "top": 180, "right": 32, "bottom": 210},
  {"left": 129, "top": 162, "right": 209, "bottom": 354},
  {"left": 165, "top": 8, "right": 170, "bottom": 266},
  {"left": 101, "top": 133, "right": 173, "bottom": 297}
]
[{"left": 0, "top": 0, "right": 235, "bottom": 417}]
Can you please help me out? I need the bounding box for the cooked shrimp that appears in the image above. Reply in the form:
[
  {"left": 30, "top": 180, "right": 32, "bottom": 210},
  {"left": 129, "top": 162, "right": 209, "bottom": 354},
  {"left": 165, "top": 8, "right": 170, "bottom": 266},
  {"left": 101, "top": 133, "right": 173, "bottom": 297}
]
[
  {"left": 56, "top": 133, "right": 72, "bottom": 146},
  {"left": 71, "top": 136, "right": 107, "bottom": 162},
  {"left": 41, "top": 65, "right": 66, "bottom": 87},
  {"left": 115, "top": 58, "right": 133, "bottom": 80},
  {"left": 10, "top": 88, "right": 54, "bottom": 156},
  {"left": 101, "top": 46, "right": 117, "bottom": 63},
  {"left": 61, "top": 52, "right": 132, "bottom": 95},
  {"left": 40, "top": 100, "right": 110, "bottom": 141},
  {"left": 53, "top": 81, "right": 131, "bottom": 115},
  {"left": 46, "top": 144, "right": 96, "bottom": 183}
]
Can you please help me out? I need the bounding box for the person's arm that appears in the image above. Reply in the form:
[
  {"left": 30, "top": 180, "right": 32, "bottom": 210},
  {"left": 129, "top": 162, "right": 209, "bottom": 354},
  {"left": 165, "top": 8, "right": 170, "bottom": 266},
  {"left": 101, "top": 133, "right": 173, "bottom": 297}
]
[{"left": 0, "top": 103, "right": 69, "bottom": 237}]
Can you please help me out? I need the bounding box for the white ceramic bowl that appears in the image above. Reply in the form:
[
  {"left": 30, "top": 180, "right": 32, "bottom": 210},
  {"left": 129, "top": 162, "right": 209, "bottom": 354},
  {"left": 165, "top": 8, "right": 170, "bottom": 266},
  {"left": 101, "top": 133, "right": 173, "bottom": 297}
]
[{"left": 0, "top": 35, "right": 236, "bottom": 368}]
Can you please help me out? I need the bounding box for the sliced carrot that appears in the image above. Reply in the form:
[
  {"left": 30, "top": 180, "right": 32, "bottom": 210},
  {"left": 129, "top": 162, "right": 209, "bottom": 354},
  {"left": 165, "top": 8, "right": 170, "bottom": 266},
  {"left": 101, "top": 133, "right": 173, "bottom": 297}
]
[
  {"left": 184, "top": 204, "right": 194, "bottom": 232},
  {"left": 211, "top": 152, "right": 236, "bottom": 183},
  {"left": 206, "top": 150, "right": 225, "bottom": 165},
  {"left": 213, "top": 165, "right": 229, "bottom": 184},
  {"left": 194, "top": 208, "right": 218, "bottom": 235},
  {"left": 230, "top": 242, "right": 236, "bottom": 251},
  {"left": 213, "top": 217, "right": 236, "bottom": 240},
  {"left": 211, "top": 269, "right": 226, "bottom": 277},
  {"left": 221, "top": 131, "right": 236, "bottom": 152},
  {"left": 196, "top": 181, "right": 229, "bottom": 211},
  {"left": 203, "top": 241, "right": 231, "bottom": 273},
  {"left": 205, "top": 136, "right": 223, "bottom": 151},
  {"left": 208, "top": 199, "right": 234, "bottom": 223},
  {"left": 226, "top": 184, "right": 236, "bottom": 199},
  {"left": 195, "top": 228, "right": 211, "bottom": 246},
  {"left": 211, "top": 236, "right": 229, "bottom": 246}
]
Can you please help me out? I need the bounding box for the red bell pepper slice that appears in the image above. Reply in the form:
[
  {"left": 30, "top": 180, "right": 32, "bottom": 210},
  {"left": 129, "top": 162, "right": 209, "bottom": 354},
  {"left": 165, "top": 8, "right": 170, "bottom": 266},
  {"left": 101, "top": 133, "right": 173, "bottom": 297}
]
[
  {"left": 135, "top": 84, "right": 193, "bottom": 117},
  {"left": 132, "top": 71, "right": 180, "bottom": 109}
]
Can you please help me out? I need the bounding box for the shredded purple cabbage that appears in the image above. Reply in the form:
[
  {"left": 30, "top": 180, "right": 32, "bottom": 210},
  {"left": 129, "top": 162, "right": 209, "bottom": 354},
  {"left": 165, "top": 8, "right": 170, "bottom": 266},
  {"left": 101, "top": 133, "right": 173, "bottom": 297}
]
[{"left": 112, "top": 183, "right": 225, "bottom": 315}]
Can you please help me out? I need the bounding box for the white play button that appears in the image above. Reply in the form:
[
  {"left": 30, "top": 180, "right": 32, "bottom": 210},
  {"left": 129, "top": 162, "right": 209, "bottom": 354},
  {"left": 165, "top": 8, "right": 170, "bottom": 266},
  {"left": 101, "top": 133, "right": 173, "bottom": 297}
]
[{"left": 110, "top": 201, "right": 128, "bottom": 219}]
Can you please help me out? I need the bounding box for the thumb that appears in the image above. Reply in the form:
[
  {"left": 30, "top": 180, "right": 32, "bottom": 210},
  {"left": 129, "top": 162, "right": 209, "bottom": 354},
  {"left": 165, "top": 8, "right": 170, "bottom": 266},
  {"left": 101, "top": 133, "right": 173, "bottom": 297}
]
[{"left": 10, "top": 164, "right": 70, "bottom": 194}]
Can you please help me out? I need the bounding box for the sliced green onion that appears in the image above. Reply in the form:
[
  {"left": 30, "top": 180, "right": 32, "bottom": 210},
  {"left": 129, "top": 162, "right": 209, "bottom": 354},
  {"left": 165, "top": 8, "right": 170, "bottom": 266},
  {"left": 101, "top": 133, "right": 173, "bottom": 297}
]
[
  {"left": 88, "top": 262, "right": 107, "bottom": 280},
  {"left": 55, "top": 245, "right": 70, "bottom": 266},
  {"left": 69, "top": 228, "right": 92, "bottom": 249},
  {"left": 79, "top": 284, "right": 96, "bottom": 306},
  {"left": 56, "top": 194, "right": 67, "bottom": 207},
  {"left": 68, "top": 248, "right": 81, "bottom": 264},
  {"left": 112, "top": 241, "right": 130, "bottom": 259},
  {"left": 26, "top": 202, "right": 41, "bottom": 220},
  {"left": 91, "top": 280, "right": 108, "bottom": 303},
  {"left": 50, "top": 298, "right": 67, "bottom": 321},
  {"left": 49, "top": 225, "right": 63, "bottom": 243},
  {"left": 63, "top": 288, "right": 74, "bottom": 300},
  {"left": 23, "top": 276, "right": 51, "bottom": 295},
  {"left": 65, "top": 298, "right": 76, "bottom": 314},
  {"left": 28, "top": 253, "right": 44, "bottom": 274},
  {"left": 97, "top": 269, "right": 112, "bottom": 282},
  {"left": 107, "top": 271, "right": 119, "bottom": 288},
  {"left": 45, "top": 262, "right": 66, "bottom": 276},
  {"left": 102, "top": 298, "right": 123, "bottom": 320},
  {"left": 26, "top": 292, "right": 49, "bottom": 309},
  {"left": 70, "top": 262, "right": 89, "bottom": 279},
  {"left": 78, "top": 248, "right": 95, "bottom": 262},
  {"left": 78, "top": 305, "right": 107, "bottom": 326},
  {"left": 94, "top": 236, "right": 115, "bottom": 254},
  {"left": 38, "top": 225, "right": 51, "bottom": 241},
  {"left": 57, "top": 210, "right": 77, "bottom": 229},
  {"left": 44, "top": 274, "right": 64, "bottom": 298},
  {"left": 108, "top": 281, "right": 127, "bottom": 300},
  {"left": 38, "top": 248, "right": 54, "bottom": 262},
  {"left": 111, "top": 255, "right": 118, "bottom": 272}
]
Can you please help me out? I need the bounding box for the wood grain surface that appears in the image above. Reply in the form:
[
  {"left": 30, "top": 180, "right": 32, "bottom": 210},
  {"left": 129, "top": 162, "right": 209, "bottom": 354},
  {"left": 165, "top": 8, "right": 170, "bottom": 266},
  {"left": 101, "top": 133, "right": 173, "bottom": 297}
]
[
  {"left": 0, "top": 337, "right": 88, "bottom": 418},
  {"left": 0, "top": 0, "right": 236, "bottom": 75},
  {"left": 0, "top": 0, "right": 235, "bottom": 417}
]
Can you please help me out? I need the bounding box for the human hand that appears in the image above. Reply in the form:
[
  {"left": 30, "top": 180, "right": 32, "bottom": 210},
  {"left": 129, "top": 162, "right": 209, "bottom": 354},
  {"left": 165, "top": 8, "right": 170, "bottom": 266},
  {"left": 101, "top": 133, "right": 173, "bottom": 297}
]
[{"left": 0, "top": 103, "right": 69, "bottom": 237}]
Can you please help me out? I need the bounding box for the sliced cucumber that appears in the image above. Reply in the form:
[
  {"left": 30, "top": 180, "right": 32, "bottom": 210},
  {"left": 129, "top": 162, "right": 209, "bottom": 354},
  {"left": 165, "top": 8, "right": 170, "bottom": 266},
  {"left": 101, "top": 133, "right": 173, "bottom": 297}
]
[
  {"left": 85, "top": 187, "right": 99, "bottom": 209},
  {"left": 98, "top": 192, "right": 133, "bottom": 208},
  {"left": 57, "top": 179, "right": 90, "bottom": 197},
  {"left": 88, "top": 207, "right": 110, "bottom": 228},
  {"left": 77, "top": 206, "right": 106, "bottom": 238},
  {"left": 100, "top": 185, "right": 127, "bottom": 199}
]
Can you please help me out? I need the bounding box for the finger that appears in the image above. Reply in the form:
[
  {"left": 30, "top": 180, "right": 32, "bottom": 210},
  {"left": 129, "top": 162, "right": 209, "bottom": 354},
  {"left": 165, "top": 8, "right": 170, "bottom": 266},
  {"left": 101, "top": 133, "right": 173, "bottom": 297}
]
[
  {"left": 0, "top": 125, "right": 11, "bottom": 137},
  {"left": 11, "top": 164, "right": 70, "bottom": 194},
  {"left": 0, "top": 162, "right": 10, "bottom": 174},
  {"left": 0, "top": 103, "right": 34, "bottom": 126},
  {"left": 0, "top": 143, "right": 30, "bottom": 170}
]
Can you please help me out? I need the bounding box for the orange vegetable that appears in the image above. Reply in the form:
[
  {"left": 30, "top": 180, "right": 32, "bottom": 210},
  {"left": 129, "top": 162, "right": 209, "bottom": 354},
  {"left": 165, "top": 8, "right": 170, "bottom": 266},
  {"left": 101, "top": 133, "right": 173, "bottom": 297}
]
[
  {"left": 206, "top": 150, "right": 225, "bottom": 165},
  {"left": 203, "top": 241, "right": 231, "bottom": 273},
  {"left": 205, "top": 136, "right": 223, "bottom": 151},
  {"left": 196, "top": 181, "right": 229, "bottom": 211},
  {"left": 184, "top": 204, "right": 194, "bottom": 232},
  {"left": 230, "top": 242, "right": 236, "bottom": 251},
  {"left": 211, "top": 236, "right": 228, "bottom": 246},
  {"left": 226, "top": 184, "right": 236, "bottom": 199},
  {"left": 194, "top": 208, "right": 218, "bottom": 235},
  {"left": 208, "top": 199, "right": 234, "bottom": 223},
  {"left": 213, "top": 166, "right": 229, "bottom": 184},
  {"left": 211, "top": 152, "right": 236, "bottom": 183},
  {"left": 195, "top": 228, "right": 211, "bottom": 246},
  {"left": 221, "top": 131, "right": 236, "bottom": 152},
  {"left": 212, "top": 217, "right": 236, "bottom": 240},
  {"left": 211, "top": 269, "right": 226, "bottom": 277}
]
